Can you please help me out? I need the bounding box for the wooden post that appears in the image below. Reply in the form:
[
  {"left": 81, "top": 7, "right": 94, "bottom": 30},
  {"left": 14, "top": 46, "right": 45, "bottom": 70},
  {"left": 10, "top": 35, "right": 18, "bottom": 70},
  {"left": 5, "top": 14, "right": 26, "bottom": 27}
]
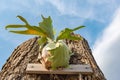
[
  {"left": 0, "top": 37, "right": 106, "bottom": 80},
  {"left": 79, "top": 73, "right": 82, "bottom": 80}
]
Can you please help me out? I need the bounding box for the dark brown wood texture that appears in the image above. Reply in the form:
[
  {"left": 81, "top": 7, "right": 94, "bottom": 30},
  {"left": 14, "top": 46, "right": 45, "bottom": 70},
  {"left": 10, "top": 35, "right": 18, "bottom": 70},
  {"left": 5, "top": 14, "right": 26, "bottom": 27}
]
[{"left": 0, "top": 35, "right": 106, "bottom": 80}]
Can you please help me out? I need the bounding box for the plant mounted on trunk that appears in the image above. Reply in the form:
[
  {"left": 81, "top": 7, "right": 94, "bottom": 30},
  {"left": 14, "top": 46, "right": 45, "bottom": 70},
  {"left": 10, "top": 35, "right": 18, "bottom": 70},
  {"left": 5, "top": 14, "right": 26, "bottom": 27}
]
[{"left": 5, "top": 15, "right": 85, "bottom": 70}]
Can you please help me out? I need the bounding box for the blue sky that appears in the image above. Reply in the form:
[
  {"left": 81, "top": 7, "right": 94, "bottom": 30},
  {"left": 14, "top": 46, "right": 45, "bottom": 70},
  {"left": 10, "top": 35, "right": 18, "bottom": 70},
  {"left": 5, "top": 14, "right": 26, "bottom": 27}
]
[{"left": 0, "top": 0, "right": 120, "bottom": 80}]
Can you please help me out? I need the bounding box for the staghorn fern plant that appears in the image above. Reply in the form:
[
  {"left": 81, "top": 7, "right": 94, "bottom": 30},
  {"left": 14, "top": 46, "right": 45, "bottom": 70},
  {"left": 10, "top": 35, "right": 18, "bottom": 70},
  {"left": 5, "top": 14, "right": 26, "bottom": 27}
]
[{"left": 5, "top": 15, "right": 85, "bottom": 70}]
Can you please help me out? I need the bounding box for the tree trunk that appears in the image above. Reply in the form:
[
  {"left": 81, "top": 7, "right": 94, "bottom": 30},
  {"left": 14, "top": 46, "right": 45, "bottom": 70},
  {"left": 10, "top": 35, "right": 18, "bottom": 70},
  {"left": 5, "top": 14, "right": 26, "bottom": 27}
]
[{"left": 0, "top": 35, "right": 106, "bottom": 80}]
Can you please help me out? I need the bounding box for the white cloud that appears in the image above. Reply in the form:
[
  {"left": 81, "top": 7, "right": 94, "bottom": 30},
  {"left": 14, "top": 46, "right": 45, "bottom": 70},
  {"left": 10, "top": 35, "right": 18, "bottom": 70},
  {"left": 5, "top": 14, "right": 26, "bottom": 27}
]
[
  {"left": 47, "top": 0, "right": 93, "bottom": 19},
  {"left": 93, "top": 8, "right": 120, "bottom": 80},
  {"left": 0, "top": 0, "right": 46, "bottom": 15},
  {"left": 47, "top": 0, "right": 65, "bottom": 14},
  {"left": 0, "top": 0, "right": 119, "bottom": 23},
  {"left": 88, "top": 0, "right": 116, "bottom": 5},
  {"left": 46, "top": 0, "right": 120, "bottom": 23}
]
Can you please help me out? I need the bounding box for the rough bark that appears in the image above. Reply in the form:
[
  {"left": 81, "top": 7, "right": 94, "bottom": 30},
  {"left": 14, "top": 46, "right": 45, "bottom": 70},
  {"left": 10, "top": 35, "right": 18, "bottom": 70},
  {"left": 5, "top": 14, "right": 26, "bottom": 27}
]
[{"left": 0, "top": 35, "right": 106, "bottom": 80}]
